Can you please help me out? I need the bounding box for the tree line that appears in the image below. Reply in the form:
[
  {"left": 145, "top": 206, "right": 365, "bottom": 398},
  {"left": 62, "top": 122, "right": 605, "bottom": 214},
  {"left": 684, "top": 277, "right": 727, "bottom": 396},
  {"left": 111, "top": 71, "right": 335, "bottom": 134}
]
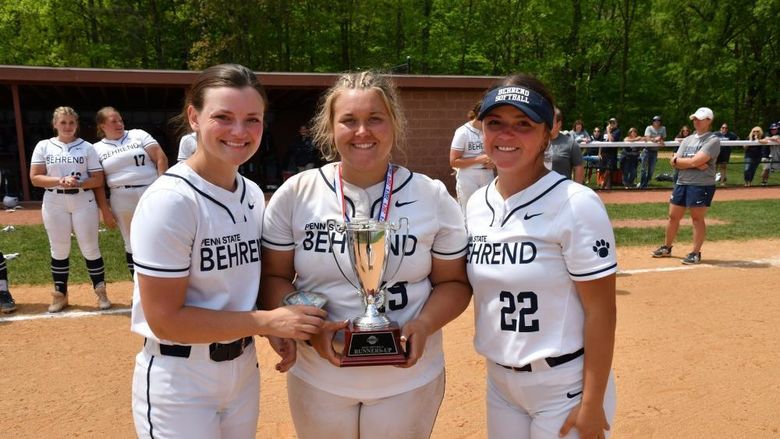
[{"left": 1, "top": 0, "right": 778, "bottom": 135}]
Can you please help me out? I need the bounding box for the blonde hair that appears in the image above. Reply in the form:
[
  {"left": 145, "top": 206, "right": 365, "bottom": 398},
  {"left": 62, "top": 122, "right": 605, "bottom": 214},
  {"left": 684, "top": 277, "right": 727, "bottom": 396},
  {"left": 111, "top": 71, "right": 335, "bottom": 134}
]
[
  {"left": 749, "top": 126, "right": 763, "bottom": 140},
  {"left": 95, "top": 106, "right": 120, "bottom": 138},
  {"left": 52, "top": 106, "right": 78, "bottom": 124},
  {"left": 311, "top": 71, "right": 407, "bottom": 163}
]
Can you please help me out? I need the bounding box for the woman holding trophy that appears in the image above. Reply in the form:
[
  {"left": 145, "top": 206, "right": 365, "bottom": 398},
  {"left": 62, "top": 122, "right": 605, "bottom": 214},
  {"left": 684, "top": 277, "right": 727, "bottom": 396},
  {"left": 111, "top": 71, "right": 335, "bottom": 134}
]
[
  {"left": 466, "top": 75, "right": 617, "bottom": 439},
  {"left": 261, "top": 71, "right": 472, "bottom": 439}
]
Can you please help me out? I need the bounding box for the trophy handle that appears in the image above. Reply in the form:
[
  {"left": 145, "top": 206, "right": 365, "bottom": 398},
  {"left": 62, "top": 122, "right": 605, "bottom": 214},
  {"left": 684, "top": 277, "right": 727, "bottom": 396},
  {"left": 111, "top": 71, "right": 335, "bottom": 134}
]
[
  {"left": 382, "top": 217, "right": 409, "bottom": 290},
  {"left": 326, "top": 218, "right": 361, "bottom": 291}
]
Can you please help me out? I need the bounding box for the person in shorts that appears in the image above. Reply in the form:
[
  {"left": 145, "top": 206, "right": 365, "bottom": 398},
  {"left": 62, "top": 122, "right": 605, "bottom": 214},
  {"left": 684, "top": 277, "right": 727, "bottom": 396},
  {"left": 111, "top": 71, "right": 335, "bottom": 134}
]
[{"left": 652, "top": 107, "right": 720, "bottom": 265}]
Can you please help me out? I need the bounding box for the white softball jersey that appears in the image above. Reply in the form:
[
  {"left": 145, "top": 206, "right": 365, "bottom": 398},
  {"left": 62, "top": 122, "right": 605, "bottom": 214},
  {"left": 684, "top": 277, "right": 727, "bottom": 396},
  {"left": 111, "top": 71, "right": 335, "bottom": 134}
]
[
  {"left": 466, "top": 171, "right": 617, "bottom": 367},
  {"left": 177, "top": 132, "right": 197, "bottom": 162},
  {"left": 450, "top": 122, "right": 486, "bottom": 167},
  {"left": 262, "top": 163, "right": 468, "bottom": 399},
  {"left": 30, "top": 137, "right": 102, "bottom": 185},
  {"left": 93, "top": 129, "right": 160, "bottom": 187},
  {"left": 130, "top": 162, "right": 265, "bottom": 343}
]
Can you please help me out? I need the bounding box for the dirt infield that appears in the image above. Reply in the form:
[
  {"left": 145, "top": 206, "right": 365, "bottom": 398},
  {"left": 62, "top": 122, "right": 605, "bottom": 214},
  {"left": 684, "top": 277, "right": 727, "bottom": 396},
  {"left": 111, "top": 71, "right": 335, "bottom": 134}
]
[{"left": 2, "top": 189, "right": 780, "bottom": 438}]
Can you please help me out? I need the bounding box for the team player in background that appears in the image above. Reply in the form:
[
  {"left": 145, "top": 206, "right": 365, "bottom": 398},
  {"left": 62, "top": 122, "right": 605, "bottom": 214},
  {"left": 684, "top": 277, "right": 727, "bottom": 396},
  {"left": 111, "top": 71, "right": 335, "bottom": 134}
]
[
  {"left": 129, "top": 64, "right": 327, "bottom": 438},
  {"left": 449, "top": 101, "right": 494, "bottom": 214},
  {"left": 466, "top": 75, "right": 617, "bottom": 439},
  {"left": 261, "top": 71, "right": 472, "bottom": 439},
  {"left": 177, "top": 131, "right": 197, "bottom": 162},
  {"left": 92, "top": 107, "right": 168, "bottom": 277},
  {"left": 0, "top": 251, "right": 16, "bottom": 313},
  {"left": 29, "top": 107, "right": 112, "bottom": 313}
]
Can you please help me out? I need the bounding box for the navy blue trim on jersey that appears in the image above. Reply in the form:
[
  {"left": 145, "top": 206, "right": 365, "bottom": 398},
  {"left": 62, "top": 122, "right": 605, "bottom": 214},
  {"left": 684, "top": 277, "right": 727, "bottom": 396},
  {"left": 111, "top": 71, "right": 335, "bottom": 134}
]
[
  {"left": 162, "top": 173, "right": 238, "bottom": 224},
  {"left": 370, "top": 167, "right": 413, "bottom": 217},
  {"left": 484, "top": 185, "right": 497, "bottom": 226},
  {"left": 133, "top": 260, "right": 190, "bottom": 273},
  {"left": 319, "top": 166, "right": 356, "bottom": 218},
  {"left": 261, "top": 237, "right": 295, "bottom": 247},
  {"left": 432, "top": 244, "right": 469, "bottom": 256},
  {"left": 67, "top": 139, "right": 87, "bottom": 152},
  {"left": 569, "top": 263, "right": 617, "bottom": 277},
  {"left": 146, "top": 355, "right": 155, "bottom": 439},
  {"left": 498, "top": 177, "right": 568, "bottom": 227}
]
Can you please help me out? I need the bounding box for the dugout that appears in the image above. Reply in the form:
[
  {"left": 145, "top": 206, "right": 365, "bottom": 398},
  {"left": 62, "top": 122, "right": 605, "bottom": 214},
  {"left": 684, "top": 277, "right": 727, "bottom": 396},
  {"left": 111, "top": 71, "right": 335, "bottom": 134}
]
[{"left": 0, "top": 65, "right": 496, "bottom": 202}]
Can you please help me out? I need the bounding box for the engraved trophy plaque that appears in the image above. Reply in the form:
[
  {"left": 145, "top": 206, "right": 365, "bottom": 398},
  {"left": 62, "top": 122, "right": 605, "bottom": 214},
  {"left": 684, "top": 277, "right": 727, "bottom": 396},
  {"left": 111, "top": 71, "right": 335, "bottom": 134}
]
[{"left": 328, "top": 217, "right": 408, "bottom": 367}]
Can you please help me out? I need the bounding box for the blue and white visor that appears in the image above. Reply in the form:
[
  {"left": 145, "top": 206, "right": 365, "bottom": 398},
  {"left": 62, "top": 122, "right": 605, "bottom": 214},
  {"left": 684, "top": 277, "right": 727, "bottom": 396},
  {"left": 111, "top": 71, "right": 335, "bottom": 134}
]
[{"left": 478, "top": 86, "right": 554, "bottom": 128}]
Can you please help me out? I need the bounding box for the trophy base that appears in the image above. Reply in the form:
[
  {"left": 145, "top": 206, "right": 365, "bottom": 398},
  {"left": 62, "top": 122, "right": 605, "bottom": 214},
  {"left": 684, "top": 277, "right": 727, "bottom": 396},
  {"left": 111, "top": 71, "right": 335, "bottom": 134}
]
[{"left": 340, "top": 322, "right": 407, "bottom": 367}]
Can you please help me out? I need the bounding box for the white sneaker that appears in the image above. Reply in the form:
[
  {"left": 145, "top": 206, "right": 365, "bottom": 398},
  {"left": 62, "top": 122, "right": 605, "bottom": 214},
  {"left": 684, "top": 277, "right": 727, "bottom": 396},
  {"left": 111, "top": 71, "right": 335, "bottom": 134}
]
[
  {"left": 94, "top": 282, "right": 111, "bottom": 310},
  {"left": 48, "top": 291, "right": 68, "bottom": 313},
  {"left": 715, "top": 172, "right": 722, "bottom": 182}
]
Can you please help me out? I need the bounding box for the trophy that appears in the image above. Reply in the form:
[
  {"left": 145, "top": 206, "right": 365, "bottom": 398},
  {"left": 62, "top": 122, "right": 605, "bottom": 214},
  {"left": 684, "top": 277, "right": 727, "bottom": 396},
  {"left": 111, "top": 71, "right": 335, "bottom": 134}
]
[{"left": 328, "top": 217, "right": 408, "bottom": 367}]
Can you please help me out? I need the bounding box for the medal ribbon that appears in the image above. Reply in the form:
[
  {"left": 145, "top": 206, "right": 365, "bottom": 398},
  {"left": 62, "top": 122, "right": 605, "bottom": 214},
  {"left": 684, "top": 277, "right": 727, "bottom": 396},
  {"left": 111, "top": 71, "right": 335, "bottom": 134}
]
[{"left": 334, "top": 163, "right": 394, "bottom": 222}]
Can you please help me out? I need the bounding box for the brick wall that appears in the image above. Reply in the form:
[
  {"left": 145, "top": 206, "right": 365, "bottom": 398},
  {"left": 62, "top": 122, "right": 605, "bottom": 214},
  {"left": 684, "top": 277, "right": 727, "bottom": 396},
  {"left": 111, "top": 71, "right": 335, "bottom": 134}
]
[{"left": 400, "top": 88, "right": 487, "bottom": 194}]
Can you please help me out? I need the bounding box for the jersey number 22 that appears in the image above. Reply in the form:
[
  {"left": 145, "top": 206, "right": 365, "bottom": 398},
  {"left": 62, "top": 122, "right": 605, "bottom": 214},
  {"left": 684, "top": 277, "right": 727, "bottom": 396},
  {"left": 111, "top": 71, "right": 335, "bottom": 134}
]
[{"left": 500, "top": 290, "right": 539, "bottom": 332}]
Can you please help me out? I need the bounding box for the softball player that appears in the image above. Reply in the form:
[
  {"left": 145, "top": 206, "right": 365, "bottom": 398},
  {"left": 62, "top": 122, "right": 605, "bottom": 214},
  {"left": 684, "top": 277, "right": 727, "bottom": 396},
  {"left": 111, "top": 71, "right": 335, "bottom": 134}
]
[
  {"left": 261, "top": 71, "right": 472, "bottom": 439},
  {"left": 29, "top": 107, "right": 112, "bottom": 313},
  {"left": 93, "top": 107, "right": 168, "bottom": 276},
  {"left": 177, "top": 132, "right": 197, "bottom": 162},
  {"left": 466, "top": 77, "right": 617, "bottom": 439},
  {"left": 449, "top": 102, "right": 495, "bottom": 215},
  {"left": 0, "top": 251, "right": 16, "bottom": 313},
  {"left": 130, "top": 64, "right": 326, "bottom": 439}
]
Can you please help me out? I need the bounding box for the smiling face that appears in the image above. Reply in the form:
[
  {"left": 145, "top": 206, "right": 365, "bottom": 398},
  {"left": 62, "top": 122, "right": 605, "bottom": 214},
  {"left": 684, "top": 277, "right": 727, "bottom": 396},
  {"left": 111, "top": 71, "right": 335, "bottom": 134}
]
[
  {"left": 332, "top": 89, "right": 394, "bottom": 180},
  {"left": 53, "top": 114, "right": 78, "bottom": 142},
  {"left": 100, "top": 110, "right": 125, "bottom": 140},
  {"left": 482, "top": 105, "right": 549, "bottom": 175},
  {"left": 188, "top": 86, "right": 265, "bottom": 169}
]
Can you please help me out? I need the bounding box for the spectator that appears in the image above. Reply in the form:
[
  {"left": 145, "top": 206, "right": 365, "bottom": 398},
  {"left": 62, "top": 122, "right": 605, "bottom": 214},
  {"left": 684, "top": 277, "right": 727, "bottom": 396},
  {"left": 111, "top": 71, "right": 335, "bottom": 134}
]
[
  {"left": 744, "top": 126, "right": 764, "bottom": 186},
  {"left": 639, "top": 115, "right": 666, "bottom": 189},
  {"left": 759, "top": 123, "right": 780, "bottom": 186},
  {"left": 583, "top": 126, "right": 603, "bottom": 184},
  {"left": 652, "top": 107, "right": 720, "bottom": 265},
  {"left": 598, "top": 117, "right": 621, "bottom": 190},
  {"left": 546, "top": 107, "right": 584, "bottom": 183},
  {"left": 449, "top": 101, "right": 494, "bottom": 214},
  {"left": 675, "top": 125, "right": 692, "bottom": 141},
  {"left": 714, "top": 122, "right": 738, "bottom": 185},
  {"left": 570, "top": 119, "right": 592, "bottom": 144},
  {"left": 620, "top": 127, "right": 643, "bottom": 188},
  {"left": 289, "top": 125, "right": 317, "bottom": 173}
]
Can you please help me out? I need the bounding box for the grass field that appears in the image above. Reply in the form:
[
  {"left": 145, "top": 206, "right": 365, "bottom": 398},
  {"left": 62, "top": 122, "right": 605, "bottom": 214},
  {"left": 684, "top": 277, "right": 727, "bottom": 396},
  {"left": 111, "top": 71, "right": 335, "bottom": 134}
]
[{"left": 3, "top": 197, "right": 779, "bottom": 285}]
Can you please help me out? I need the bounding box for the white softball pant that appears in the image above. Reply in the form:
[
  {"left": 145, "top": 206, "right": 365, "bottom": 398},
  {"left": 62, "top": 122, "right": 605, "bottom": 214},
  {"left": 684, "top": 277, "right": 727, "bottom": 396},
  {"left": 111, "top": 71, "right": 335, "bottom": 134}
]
[
  {"left": 132, "top": 341, "right": 260, "bottom": 439},
  {"left": 455, "top": 168, "right": 495, "bottom": 214},
  {"left": 287, "top": 370, "right": 445, "bottom": 439},
  {"left": 486, "top": 358, "right": 616, "bottom": 439},
  {"left": 41, "top": 189, "right": 101, "bottom": 260},
  {"left": 109, "top": 185, "right": 148, "bottom": 253}
]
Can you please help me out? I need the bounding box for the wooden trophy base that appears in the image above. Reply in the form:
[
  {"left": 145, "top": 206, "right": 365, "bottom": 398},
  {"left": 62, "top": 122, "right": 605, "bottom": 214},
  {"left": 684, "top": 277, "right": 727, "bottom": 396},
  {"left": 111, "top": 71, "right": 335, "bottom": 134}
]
[{"left": 340, "top": 321, "right": 407, "bottom": 367}]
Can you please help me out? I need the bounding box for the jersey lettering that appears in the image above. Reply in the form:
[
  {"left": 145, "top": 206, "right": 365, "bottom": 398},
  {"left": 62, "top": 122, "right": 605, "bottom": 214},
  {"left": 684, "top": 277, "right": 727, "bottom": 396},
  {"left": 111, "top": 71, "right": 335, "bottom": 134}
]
[
  {"left": 200, "top": 237, "right": 261, "bottom": 271},
  {"left": 467, "top": 241, "right": 536, "bottom": 265},
  {"left": 499, "top": 290, "right": 539, "bottom": 332},
  {"left": 386, "top": 281, "right": 408, "bottom": 310},
  {"left": 46, "top": 156, "right": 85, "bottom": 165},
  {"left": 133, "top": 154, "right": 146, "bottom": 166},
  {"left": 390, "top": 234, "right": 417, "bottom": 256},
  {"left": 302, "top": 230, "right": 346, "bottom": 254}
]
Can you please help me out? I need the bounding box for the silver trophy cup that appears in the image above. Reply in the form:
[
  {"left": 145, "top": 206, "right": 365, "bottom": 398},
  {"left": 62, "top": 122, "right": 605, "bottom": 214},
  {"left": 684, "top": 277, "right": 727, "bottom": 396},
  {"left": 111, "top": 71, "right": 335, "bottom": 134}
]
[{"left": 328, "top": 218, "right": 407, "bottom": 330}]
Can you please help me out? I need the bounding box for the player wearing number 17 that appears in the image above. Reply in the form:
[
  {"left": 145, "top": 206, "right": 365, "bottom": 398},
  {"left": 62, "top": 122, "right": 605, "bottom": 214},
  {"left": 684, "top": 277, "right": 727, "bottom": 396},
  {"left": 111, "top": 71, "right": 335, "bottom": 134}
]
[
  {"left": 466, "top": 74, "right": 617, "bottom": 439},
  {"left": 92, "top": 107, "right": 168, "bottom": 277}
]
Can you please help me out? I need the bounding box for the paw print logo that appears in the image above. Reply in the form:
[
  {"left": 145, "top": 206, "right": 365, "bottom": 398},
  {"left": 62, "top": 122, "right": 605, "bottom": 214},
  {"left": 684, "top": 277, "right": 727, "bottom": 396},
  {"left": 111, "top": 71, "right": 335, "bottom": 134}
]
[{"left": 592, "top": 239, "right": 610, "bottom": 258}]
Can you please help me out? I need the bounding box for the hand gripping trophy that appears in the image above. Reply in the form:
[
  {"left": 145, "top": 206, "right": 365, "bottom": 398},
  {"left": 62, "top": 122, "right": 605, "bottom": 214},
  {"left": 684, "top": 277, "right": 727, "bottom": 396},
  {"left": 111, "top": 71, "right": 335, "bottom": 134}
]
[{"left": 328, "top": 217, "right": 408, "bottom": 366}]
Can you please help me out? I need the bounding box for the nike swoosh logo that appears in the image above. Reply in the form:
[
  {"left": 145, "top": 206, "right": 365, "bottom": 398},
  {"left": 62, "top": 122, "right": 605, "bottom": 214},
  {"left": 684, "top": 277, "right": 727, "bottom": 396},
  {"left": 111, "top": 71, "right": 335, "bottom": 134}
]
[
  {"left": 524, "top": 212, "right": 543, "bottom": 220},
  {"left": 566, "top": 390, "right": 583, "bottom": 399},
  {"left": 395, "top": 200, "right": 417, "bottom": 207},
  {"left": 248, "top": 202, "right": 255, "bottom": 210}
]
